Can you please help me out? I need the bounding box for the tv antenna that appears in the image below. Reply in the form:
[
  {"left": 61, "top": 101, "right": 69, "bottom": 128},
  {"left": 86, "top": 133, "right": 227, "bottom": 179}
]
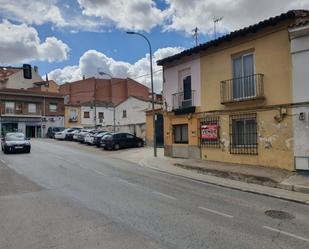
[
  {"left": 192, "top": 27, "right": 199, "bottom": 46},
  {"left": 213, "top": 16, "right": 223, "bottom": 39}
]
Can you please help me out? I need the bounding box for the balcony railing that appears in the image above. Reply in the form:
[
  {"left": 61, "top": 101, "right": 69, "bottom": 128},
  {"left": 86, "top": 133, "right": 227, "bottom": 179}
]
[
  {"left": 172, "top": 90, "right": 195, "bottom": 110},
  {"left": 220, "top": 74, "right": 264, "bottom": 104}
]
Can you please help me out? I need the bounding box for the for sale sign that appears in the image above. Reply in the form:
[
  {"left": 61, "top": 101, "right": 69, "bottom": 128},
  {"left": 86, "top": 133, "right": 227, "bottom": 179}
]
[{"left": 201, "top": 124, "right": 218, "bottom": 139}]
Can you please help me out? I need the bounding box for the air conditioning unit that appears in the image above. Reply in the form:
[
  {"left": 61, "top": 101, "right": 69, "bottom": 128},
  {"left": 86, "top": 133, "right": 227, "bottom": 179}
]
[
  {"left": 49, "top": 117, "right": 55, "bottom": 122},
  {"left": 42, "top": 117, "right": 47, "bottom": 122}
]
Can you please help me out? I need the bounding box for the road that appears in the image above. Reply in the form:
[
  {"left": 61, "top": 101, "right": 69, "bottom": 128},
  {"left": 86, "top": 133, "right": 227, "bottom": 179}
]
[{"left": 1, "top": 139, "right": 309, "bottom": 249}]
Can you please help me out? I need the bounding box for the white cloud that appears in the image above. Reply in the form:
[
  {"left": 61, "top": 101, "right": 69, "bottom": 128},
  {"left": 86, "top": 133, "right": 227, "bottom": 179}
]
[
  {"left": 77, "top": 0, "right": 165, "bottom": 31},
  {"left": 0, "top": 0, "right": 66, "bottom": 27},
  {"left": 0, "top": 20, "right": 70, "bottom": 64},
  {"left": 164, "top": 0, "right": 309, "bottom": 35},
  {"left": 49, "top": 47, "right": 184, "bottom": 92}
]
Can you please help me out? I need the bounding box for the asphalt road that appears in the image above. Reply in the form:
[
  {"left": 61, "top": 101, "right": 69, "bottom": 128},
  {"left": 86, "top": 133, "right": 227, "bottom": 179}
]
[{"left": 1, "top": 139, "right": 309, "bottom": 249}]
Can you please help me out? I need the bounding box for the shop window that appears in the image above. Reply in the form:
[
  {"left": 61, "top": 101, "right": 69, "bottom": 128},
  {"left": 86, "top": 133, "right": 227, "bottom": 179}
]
[
  {"left": 200, "top": 116, "right": 220, "bottom": 148},
  {"left": 173, "top": 124, "right": 188, "bottom": 144},
  {"left": 5, "top": 102, "right": 14, "bottom": 114},
  {"left": 84, "top": 111, "right": 90, "bottom": 118},
  {"left": 28, "top": 103, "right": 37, "bottom": 113},
  {"left": 49, "top": 103, "right": 57, "bottom": 112},
  {"left": 230, "top": 113, "right": 257, "bottom": 155}
]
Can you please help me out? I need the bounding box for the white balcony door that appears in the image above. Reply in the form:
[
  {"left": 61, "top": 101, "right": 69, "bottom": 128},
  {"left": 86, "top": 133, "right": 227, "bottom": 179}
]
[{"left": 232, "top": 54, "right": 255, "bottom": 99}]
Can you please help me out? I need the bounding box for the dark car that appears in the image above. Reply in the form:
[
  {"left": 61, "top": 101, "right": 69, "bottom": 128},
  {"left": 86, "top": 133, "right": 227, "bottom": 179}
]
[
  {"left": 93, "top": 131, "right": 111, "bottom": 147},
  {"left": 1, "top": 132, "right": 31, "bottom": 154},
  {"left": 100, "top": 132, "right": 144, "bottom": 150},
  {"left": 47, "top": 127, "right": 65, "bottom": 138}
]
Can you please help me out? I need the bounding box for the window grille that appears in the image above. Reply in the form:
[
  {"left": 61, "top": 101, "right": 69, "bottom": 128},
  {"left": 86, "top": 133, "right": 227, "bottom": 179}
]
[
  {"left": 229, "top": 113, "right": 257, "bottom": 155},
  {"left": 200, "top": 116, "right": 220, "bottom": 148}
]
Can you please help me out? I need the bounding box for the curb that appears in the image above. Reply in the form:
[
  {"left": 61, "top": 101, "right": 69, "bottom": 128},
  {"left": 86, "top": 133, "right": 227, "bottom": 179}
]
[{"left": 138, "top": 159, "right": 309, "bottom": 206}]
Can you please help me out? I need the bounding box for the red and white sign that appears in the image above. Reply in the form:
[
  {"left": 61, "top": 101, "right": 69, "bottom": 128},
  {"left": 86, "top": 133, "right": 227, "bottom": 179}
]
[{"left": 201, "top": 124, "right": 218, "bottom": 139}]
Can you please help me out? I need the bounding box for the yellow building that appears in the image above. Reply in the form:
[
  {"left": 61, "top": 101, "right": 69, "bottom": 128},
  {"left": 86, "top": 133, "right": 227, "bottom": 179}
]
[
  {"left": 64, "top": 105, "right": 82, "bottom": 128},
  {"left": 158, "top": 10, "right": 309, "bottom": 171}
]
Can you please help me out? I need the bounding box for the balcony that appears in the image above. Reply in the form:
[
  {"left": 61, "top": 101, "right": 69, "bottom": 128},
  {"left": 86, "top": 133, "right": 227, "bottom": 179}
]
[
  {"left": 172, "top": 90, "right": 196, "bottom": 115},
  {"left": 220, "top": 74, "right": 264, "bottom": 104}
]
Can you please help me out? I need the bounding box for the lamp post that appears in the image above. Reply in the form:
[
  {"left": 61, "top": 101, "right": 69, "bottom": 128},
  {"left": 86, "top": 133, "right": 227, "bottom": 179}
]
[
  {"left": 126, "top": 31, "right": 157, "bottom": 157},
  {"left": 98, "top": 70, "right": 116, "bottom": 132}
]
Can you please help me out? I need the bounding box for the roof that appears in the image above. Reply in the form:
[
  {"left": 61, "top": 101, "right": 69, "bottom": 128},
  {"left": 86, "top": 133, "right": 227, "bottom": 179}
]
[
  {"left": 157, "top": 10, "right": 309, "bottom": 66},
  {"left": 115, "top": 95, "right": 152, "bottom": 107},
  {"left": 0, "top": 67, "right": 21, "bottom": 82},
  {"left": 0, "top": 88, "right": 64, "bottom": 98}
]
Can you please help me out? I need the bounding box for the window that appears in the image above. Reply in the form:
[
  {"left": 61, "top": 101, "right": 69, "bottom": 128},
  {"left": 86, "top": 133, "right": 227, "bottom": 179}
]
[
  {"left": 230, "top": 113, "right": 257, "bottom": 155},
  {"left": 173, "top": 124, "right": 188, "bottom": 144},
  {"left": 5, "top": 102, "right": 14, "bottom": 114},
  {"left": 200, "top": 116, "right": 220, "bottom": 148},
  {"left": 49, "top": 103, "right": 57, "bottom": 112},
  {"left": 232, "top": 53, "right": 255, "bottom": 99},
  {"left": 28, "top": 103, "right": 37, "bottom": 113},
  {"left": 123, "top": 110, "right": 127, "bottom": 118},
  {"left": 84, "top": 111, "right": 90, "bottom": 118},
  {"left": 69, "top": 109, "right": 77, "bottom": 122},
  {"left": 98, "top": 112, "right": 104, "bottom": 119},
  {"left": 126, "top": 134, "right": 134, "bottom": 139},
  {"left": 15, "top": 103, "right": 22, "bottom": 113}
]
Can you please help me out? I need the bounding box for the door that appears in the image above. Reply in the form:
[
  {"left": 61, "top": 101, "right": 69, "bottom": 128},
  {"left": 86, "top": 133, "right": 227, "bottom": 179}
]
[
  {"left": 26, "top": 126, "right": 35, "bottom": 138},
  {"left": 155, "top": 114, "right": 164, "bottom": 147},
  {"left": 232, "top": 54, "right": 255, "bottom": 99},
  {"left": 182, "top": 76, "right": 192, "bottom": 107},
  {"left": 125, "top": 133, "right": 136, "bottom": 148}
]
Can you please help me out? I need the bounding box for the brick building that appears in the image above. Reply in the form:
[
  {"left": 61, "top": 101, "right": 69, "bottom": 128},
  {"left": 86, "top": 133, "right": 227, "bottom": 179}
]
[
  {"left": 59, "top": 77, "right": 150, "bottom": 105},
  {"left": 0, "top": 88, "right": 64, "bottom": 137}
]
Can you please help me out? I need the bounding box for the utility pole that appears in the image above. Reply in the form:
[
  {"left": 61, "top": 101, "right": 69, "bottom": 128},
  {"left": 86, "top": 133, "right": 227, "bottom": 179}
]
[
  {"left": 192, "top": 27, "right": 199, "bottom": 46},
  {"left": 213, "top": 16, "right": 223, "bottom": 39}
]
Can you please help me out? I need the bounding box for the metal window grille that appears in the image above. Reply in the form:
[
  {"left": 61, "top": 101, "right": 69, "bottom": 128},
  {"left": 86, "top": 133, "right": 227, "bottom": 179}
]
[
  {"left": 200, "top": 116, "right": 220, "bottom": 148},
  {"left": 229, "top": 113, "right": 258, "bottom": 155}
]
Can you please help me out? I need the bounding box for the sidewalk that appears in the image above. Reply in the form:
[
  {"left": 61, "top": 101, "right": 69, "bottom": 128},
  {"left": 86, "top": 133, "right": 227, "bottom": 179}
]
[{"left": 112, "top": 147, "right": 309, "bottom": 205}]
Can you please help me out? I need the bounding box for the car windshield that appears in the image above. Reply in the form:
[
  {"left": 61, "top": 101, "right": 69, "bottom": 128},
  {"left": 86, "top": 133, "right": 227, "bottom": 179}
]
[{"left": 5, "top": 133, "right": 25, "bottom": 141}]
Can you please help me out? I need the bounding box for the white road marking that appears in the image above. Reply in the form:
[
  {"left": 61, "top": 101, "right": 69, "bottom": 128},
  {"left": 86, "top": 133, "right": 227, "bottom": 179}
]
[
  {"left": 198, "top": 206, "right": 234, "bottom": 218},
  {"left": 0, "top": 159, "right": 5, "bottom": 164},
  {"left": 152, "top": 191, "right": 177, "bottom": 200},
  {"left": 92, "top": 169, "right": 107, "bottom": 177},
  {"left": 263, "top": 226, "right": 309, "bottom": 242},
  {"left": 118, "top": 178, "right": 139, "bottom": 187}
]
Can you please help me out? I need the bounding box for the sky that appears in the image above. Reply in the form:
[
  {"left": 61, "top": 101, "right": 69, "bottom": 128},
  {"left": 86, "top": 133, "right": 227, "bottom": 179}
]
[{"left": 0, "top": 0, "right": 309, "bottom": 93}]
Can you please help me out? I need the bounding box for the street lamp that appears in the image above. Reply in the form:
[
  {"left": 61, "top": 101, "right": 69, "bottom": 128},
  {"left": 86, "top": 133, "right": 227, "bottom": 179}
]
[
  {"left": 126, "top": 31, "right": 157, "bottom": 157},
  {"left": 97, "top": 70, "right": 116, "bottom": 132}
]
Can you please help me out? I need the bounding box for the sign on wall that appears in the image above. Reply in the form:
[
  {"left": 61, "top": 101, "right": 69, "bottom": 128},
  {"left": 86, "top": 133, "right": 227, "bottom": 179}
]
[{"left": 201, "top": 124, "right": 218, "bottom": 139}]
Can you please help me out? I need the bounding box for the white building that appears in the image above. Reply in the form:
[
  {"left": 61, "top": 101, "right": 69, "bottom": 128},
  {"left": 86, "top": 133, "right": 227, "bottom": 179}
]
[
  {"left": 162, "top": 57, "right": 201, "bottom": 112},
  {"left": 290, "top": 23, "right": 309, "bottom": 170},
  {"left": 80, "top": 101, "right": 114, "bottom": 128}
]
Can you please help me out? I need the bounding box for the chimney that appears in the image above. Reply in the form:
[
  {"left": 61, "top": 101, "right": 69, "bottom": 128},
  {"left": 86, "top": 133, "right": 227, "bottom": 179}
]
[
  {"left": 34, "top": 66, "right": 38, "bottom": 73},
  {"left": 83, "top": 75, "right": 86, "bottom": 80}
]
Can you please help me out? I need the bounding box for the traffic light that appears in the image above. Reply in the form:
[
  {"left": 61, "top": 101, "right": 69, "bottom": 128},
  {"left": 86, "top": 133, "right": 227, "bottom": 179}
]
[{"left": 23, "top": 64, "right": 32, "bottom": 79}]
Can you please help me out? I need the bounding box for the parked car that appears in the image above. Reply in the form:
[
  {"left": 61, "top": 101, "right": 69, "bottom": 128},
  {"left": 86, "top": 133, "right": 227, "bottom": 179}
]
[
  {"left": 1, "top": 132, "right": 31, "bottom": 154},
  {"left": 93, "top": 131, "right": 111, "bottom": 147},
  {"left": 100, "top": 133, "right": 144, "bottom": 150},
  {"left": 84, "top": 130, "right": 99, "bottom": 145},
  {"left": 47, "top": 127, "right": 64, "bottom": 138},
  {"left": 65, "top": 128, "right": 81, "bottom": 141},
  {"left": 76, "top": 129, "right": 94, "bottom": 143},
  {"left": 54, "top": 128, "right": 75, "bottom": 140}
]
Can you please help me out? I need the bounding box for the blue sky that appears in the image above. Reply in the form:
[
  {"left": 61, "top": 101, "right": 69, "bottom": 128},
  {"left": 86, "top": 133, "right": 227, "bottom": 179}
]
[{"left": 0, "top": 0, "right": 308, "bottom": 92}]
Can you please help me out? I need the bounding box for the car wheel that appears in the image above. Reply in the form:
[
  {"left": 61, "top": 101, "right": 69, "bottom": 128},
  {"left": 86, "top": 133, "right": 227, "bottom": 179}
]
[
  {"left": 138, "top": 141, "right": 143, "bottom": 147},
  {"left": 114, "top": 144, "right": 120, "bottom": 150},
  {"left": 3, "top": 148, "right": 9, "bottom": 154}
]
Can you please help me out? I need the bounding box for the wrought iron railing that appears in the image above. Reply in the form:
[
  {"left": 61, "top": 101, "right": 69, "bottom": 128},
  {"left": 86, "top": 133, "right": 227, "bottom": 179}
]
[
  {"left": 220, "top": 74, "right": 264, "bottom": 104},
  {"left": 172, "top": 90, "right": 195, "bottom": 110}
]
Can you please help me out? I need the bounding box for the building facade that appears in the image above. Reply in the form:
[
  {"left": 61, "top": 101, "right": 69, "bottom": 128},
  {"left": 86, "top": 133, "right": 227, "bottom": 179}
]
[
  {"left": 0, "top": 66, "right": 43, "bottom": 89},
  {"left": 159, "top": 10, "right": 309, "bottom": 171},
  {"left": 0, "top": 88, "right": 64, "bottom": 137},
  {"left": 290, "top": 22, "right": 309, "bottom": 170}
]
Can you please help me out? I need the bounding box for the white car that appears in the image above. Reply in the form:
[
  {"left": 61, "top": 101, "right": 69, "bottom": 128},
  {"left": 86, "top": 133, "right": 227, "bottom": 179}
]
[
  {"left": 54, "top": 128, "right": 74, "bottom": 140},
  {"left": 84, "top": 131, "right": 97, "bottom": 145}
]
